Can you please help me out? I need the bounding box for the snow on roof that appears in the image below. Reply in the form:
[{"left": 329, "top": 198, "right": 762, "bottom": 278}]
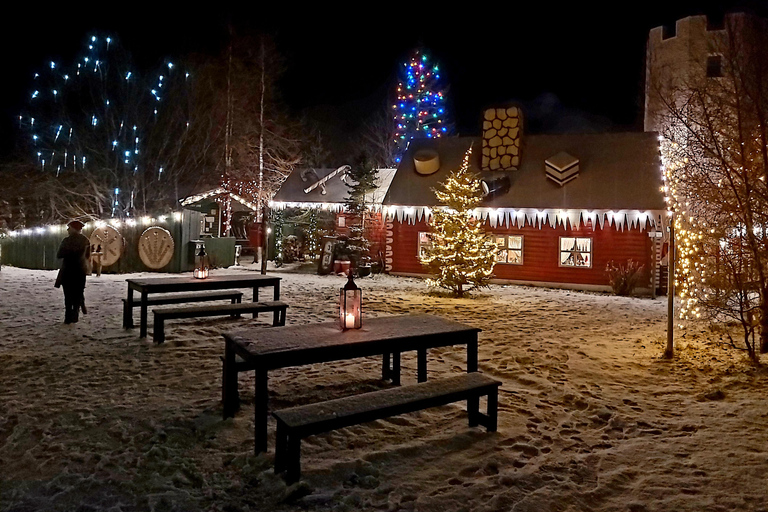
[{"left": 272, "top": 166, "right": 397, "bottom": 207}]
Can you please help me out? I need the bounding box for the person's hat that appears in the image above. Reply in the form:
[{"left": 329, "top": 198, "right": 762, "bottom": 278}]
[{"left": 67, "top": 220, "right": 85, "bottom": 230}]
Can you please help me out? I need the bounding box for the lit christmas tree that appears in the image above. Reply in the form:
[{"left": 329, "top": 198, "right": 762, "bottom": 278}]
[
  {"left": 421, "top": 147, "right": 497, "bottom": 297},
  {"left": 392, "top": 48, "right": 452, "bottom": 164}
]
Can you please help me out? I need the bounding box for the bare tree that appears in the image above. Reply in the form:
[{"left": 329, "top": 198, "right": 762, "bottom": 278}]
[
  {"left": 17, "top": 34, "right": 208, "bottom": 220},
  {"left": 358, "top": 103, "right": 398, "bottom": 169},
  {"left": 213, "top": 34, "right": 301, "bottom": 219},
  {"left": 657, "top": 14, "right": 768, "bottom": 360}
]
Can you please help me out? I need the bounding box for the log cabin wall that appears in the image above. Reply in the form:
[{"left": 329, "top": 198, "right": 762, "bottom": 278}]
[{"left": 389, "top": 218, "right": 654, "bottom": 288}]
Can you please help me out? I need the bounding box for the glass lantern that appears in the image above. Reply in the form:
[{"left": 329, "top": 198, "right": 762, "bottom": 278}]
[
  {"left": 194, "top": 245, "right": 210, "bottom": 279},
  {"left": 339, "top": 272, "right": 362, "bottom": 330}
]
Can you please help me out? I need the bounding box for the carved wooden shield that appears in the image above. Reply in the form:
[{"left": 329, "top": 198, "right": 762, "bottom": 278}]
[
  {"left": 89, "top": 225, "right": 124, "bottom": 267},
  {"left": 138, "top": 227, "right": 175, "bottom": 269}
]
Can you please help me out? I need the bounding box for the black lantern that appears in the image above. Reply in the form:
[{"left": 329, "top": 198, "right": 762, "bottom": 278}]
[
  {"left": 339, "top": 272, "right": 362, "bottom": 330},
  {"left": 194, "top": 245, "right": 210, "bottom": 279}
]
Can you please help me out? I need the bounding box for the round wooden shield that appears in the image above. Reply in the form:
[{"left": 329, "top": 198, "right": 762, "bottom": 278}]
[
  {"left": 89, "top": 225, "right": 124, "bottom": 267},
  {"left": 138, "top": 226, "right": 175, "bottom": 269}
]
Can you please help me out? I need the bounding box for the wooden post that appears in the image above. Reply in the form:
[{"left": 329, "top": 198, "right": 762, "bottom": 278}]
[
  {"left": 651, "top": 232, "right": 657, "bottom": 299},
  {"left": 261, "top": 205, "right": 268, "bottom": 275},
  {"left": 664, "top": 217, "right": 675, "bottom": 359}
]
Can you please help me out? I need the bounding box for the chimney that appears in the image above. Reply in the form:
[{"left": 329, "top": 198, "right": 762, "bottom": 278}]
[{"left": 481, "top": 106, "right": 523, "bottom": 171}]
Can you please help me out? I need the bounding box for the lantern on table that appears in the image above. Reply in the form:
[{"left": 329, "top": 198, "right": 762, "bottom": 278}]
[
  {"left": 194, "top": 244, "right": 210, "bottom": 279},
  {"left": 339, "top": 272, "right": 362, "bottom": 330}
]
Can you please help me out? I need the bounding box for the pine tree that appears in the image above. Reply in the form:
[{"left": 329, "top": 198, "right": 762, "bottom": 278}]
[
  {"left": 344, "top": 157, "right": 379, "bottom": 270},
  {"left": 421, "top": 147, "right": 497, "bottom": 297},
  {"left": 392, "top": 47, "right": 452, "bottom": 164}
]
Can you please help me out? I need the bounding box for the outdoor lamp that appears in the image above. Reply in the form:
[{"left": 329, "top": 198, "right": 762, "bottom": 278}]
[
  {"left": 339, "top": 272, "right": 362, "bottom": 330},
  {"left": 194, "top": 245, "right": 209, "bottom": 279}
]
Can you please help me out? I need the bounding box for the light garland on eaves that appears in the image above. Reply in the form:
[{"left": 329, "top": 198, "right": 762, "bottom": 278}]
[
  {"left": 5, "top": 212, "right": 184, "bottom": 238},
  {"left": 380, "top": 206, "right": 665, "bottom": 231},
  {"left": 181, "top": 188, "right": 261, "bottom": 212}
]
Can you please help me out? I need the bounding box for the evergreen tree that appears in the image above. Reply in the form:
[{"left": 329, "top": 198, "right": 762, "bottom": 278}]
[
  {"left": 421, "top": 147, "right": 497, "bottom": 297},
  {"left": 344, "top": 157, "right": 379, "bottom": 270},
  {"left": 392, "top": 47, "right": 452, "bottom": 164}
]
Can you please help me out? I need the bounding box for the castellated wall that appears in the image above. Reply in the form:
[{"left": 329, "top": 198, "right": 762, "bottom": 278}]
[{"left": 643, "top": 15, "right": 727, "bottom": 133}]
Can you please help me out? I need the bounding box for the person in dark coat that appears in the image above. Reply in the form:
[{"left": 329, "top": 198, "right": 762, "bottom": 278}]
[{"left": 56, "top": 220, "right": 91, "bottom": 324}]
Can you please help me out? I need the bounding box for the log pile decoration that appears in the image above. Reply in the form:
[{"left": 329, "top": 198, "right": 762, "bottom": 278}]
[
  {"left": 481, "top": 107, "right": 523, "bottom": 171},
  {"left": 138, "top": 227, "right": 175, "bottom": 269}
]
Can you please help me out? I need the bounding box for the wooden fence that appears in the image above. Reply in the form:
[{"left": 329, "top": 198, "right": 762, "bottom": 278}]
[{"left": 0, "top": 211, "right": 236, "bottom": 273}]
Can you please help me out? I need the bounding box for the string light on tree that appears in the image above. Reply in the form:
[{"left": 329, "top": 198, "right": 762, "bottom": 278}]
[
  {"left": 19, "top": 33, "right": 193, "bottom": 218},
  {"left": 420, "top": 147, "right": 497, "bottom": 297},
  {"left": 392, "top": 48, "right": 453, "bottom": 164}
]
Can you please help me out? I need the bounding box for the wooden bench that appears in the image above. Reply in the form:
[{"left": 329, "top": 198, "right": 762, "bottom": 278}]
[
  {"left": 122, "top": 290, "right": 244, "bottom": 328},
  {"left": 153, "top": 301, "right": 288, "bottom": 343},
  {"left": 272, "top": 372, "right": 501, "bottom": 483}
]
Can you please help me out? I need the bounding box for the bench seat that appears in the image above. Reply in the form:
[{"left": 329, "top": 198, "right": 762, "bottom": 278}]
[
  {"left": 122, "top": 290, "right": 244, "bottom": 328},
  {"left": 272, "top": 372, "right": 501, "bottom": 483},
  {"left": 153, "top": 300, "right": 288, "bottom": 343}
]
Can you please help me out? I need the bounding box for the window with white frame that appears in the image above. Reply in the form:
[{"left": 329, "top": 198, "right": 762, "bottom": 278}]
[
  {"left": 495, "top": 235, "right": 523, "bottom": 264},
  {"left": 418, "top": 232, "right": 433, "bottom": 259},
  {"left": 559, "top": 237, "right": 592, "bottom": 268}
]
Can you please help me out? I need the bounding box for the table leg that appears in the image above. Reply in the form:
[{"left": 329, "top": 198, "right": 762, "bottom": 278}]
[
  {"left": 392, "top": 351, "right": 401, "bottom": 385},
  {"left": 381, "top": 352, "right": 401, "bottom": 384},
  {"left": 255, "top": 369, "right": 269, "bottom": 454},
  {"left": 139, "top": 291, "right": 148, "bottom": 338},
  {"left": 467, "top": 336, "right": 478, "bottom": 372},
  {"left": 382, "top": 353, "right": 390, "bottom": 380},
  {"left": 274, "top": 281, "right": 280, "bottom": 300},
  {"left": 417, "top": 348, "right": 427, "bottom": 382},
  {"left": 253, "top": 286, "right": 259, "bottom": 320},
  {"left": 124, "top": 287, "right": 134, "bottom": 329},
  {"left": 222, "top": 339, "right": 240, "bottom": 419}
]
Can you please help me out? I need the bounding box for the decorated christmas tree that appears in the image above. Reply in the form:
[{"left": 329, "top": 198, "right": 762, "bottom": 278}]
[
  {"left": 392, "top": 48, "right": 452, "bottom": 164},
  {"left": 421, "top": 147, "right": 497, "bottom": 297}
]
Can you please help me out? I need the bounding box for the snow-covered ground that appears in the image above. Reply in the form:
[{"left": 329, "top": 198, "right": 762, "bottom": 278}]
[{"left": 1, "top": 263, "right": 766, "bottom": 512}]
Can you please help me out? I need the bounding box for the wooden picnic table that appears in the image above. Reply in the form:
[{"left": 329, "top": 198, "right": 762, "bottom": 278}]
[
  {"left": 125, "top": 274, "right": 281, "bottom": 338},
  {"left": 221, "top": 313, "right": 481, "bottom": 454}
]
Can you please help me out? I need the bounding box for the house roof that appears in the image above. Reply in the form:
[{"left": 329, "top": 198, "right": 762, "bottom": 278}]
[
  {"left": 180, "top": 188, "right": 259, "bottom": 213},
  {"left": 383, "top": 132, "right": 665, "bottom": 211},
  {"left": 272, "top": 166, "right": 397, "bottom": 207}
]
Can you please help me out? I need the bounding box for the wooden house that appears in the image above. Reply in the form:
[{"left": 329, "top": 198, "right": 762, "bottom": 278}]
[
  {"left": 382, "top": 107, "right": 668, "bottom": 293},
  {"left": 271, "top": 166, "right": 397, "bottom": 262}
]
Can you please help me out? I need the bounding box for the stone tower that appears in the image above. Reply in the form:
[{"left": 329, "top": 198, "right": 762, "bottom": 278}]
[
  {"left": 644, "top": 15, "right": 727, "bottom": 133},
  {"left": 643, "top": 13, "right": 767, "bottom": 134}
]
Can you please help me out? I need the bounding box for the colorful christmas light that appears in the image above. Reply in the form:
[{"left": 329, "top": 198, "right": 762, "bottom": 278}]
[{"left": 392, "top": 48, "right": 452, "bottom": 164}]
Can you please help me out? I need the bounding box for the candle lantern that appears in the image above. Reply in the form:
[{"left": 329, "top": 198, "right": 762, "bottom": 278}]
[
  {"left": 194, "top": 244, "right": 210, "bottom": 279},
  {"left": 339, "top": 272, "right": 362, "bottom": 330}
]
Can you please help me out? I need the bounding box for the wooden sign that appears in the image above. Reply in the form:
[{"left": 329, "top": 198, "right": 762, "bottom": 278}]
[
  {"left": 138, "top": 227, "right": 175, "bottom": 269},
  {"left": 89, "top": 225, "right": 124, "bottom": 267},
  {"left": 317, "top": 236, "right": 337, "bottom": 275}
]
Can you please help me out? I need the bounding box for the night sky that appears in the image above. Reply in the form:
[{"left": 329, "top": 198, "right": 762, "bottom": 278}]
[{"left": 2, "top": 2, "right": 767, "bottom": 161}]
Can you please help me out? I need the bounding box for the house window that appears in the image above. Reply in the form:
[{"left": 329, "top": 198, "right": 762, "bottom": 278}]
[
  {"left": 418, "top": 232, "right": 433, "bottom": 259},
  {"left": 495, "top": 235, "right": 523, "bottom": 264},
  {"left": 560, "top": 237, "right": 592, "bottom": 268},
  {"left": 707, "top": 55, "right": 723, "bottom": 77}
]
